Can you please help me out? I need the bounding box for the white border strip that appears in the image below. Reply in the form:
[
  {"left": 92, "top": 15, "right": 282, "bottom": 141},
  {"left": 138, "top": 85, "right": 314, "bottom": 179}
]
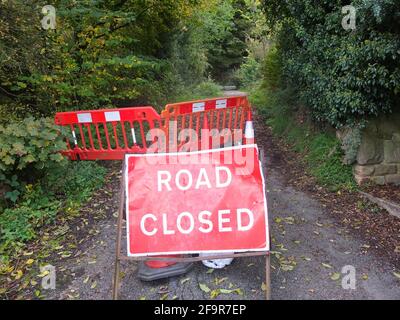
[
  {"left": 124, "top": 144, "right": 270, "bottom": 257},
  {"left": 192, "top": 102, "right": 205, "bottom": 113},
  {"left": 105, "top": 111, "right": 121, "bottom": 122},
  {"left": 77, "top": 113, "right": 92, "bottom": 123},
  {"left": 216, "top": 99, "right": 227, "bottom": 109}
]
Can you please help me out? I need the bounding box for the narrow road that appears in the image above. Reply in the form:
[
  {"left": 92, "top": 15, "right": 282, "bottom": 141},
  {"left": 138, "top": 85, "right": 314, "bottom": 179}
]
[{"left": 46, "top": 91, "right": 400, "bottom": 300}]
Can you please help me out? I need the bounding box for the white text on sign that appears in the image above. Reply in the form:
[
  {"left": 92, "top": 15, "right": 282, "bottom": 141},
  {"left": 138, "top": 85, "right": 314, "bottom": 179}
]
[
  {"left": 157, "top": 166, "right": 232, "bottom": 191},
  {"left": 140, "top": 208, "right": 254, "bottom": 236}
]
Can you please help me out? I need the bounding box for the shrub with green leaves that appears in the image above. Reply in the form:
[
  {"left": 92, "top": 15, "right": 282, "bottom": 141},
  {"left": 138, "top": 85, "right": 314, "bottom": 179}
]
[
  {"left": 250, "top": 84, "right": 356, "bottom": 192},
  {"left": 235, "top": 56, "right": 261, "bottom": 89},
  {"left": 0, "top": 161, "right": 107, "bottom": 253},
  {"left": 262, "top": 0, "right": 400, "bottom": 128},
  {"left": 0, "top": 117, "right": 67, "bottom": 204},
  {"left": 0, "top": 117, "right": 66, "bottom": 172}
]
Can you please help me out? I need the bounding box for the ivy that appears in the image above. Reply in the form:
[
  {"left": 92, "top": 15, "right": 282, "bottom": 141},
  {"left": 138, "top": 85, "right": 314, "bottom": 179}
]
[{"left": 262, "top": 0, "right": 400, "bottom": 128}]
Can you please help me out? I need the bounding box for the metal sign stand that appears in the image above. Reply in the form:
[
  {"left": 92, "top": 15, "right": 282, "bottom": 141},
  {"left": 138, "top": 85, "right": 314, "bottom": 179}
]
[{"left": 112, "top": 161, "right": 271, "bottom": 300}]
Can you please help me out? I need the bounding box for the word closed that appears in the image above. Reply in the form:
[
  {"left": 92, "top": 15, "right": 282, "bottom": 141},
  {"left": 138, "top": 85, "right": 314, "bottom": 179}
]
[{"left": 125, "top": 145, "right": 269, "bottom": 256}]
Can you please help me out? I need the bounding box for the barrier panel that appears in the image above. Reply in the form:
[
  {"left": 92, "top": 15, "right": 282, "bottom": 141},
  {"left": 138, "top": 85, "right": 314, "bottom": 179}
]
[
  {"left": 54, "top": 107, "right": 162, "bottom": 160},
  {"left": 54, "top": 96, "right": 252, "bottom": 159}
]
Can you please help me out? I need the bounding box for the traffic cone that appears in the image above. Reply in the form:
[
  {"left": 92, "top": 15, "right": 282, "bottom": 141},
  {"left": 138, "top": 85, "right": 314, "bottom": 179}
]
[{"left": 244, "top": 110, "right": 254, "bottom": 145}]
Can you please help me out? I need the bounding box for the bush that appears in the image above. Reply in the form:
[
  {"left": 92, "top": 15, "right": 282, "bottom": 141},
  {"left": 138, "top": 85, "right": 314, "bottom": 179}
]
[
  {"left": 260, "top": 45, "right": 282, "bottom": 91},
  {"left": 235, "top": 56, "right": 261, "bottom": 89},
  {"left": 0, "top": 117, "right": 67, "bottom": 204},
  {"left": 0, "top": 161, "right": 107, "bottom": 254},
  {"left": 249, "top": 84, "right": 356, "bottom": 191},
  {"left": 174, "top": 80, "right": 223, "bottom": 102},
  {"left": 262, "top": 0, "right": 400, "bottom": 128}
]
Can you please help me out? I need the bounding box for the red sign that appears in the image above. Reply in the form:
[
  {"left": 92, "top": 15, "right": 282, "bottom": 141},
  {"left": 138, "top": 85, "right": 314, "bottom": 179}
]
[{"left": 125, "top": 145, "right": 269, "bottom": 256}]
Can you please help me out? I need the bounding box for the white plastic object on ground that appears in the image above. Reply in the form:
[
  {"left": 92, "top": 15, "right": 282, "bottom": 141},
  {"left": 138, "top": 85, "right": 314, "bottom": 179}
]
[{"left": 199, "top": 253, "right": 234, "bottom": 269}]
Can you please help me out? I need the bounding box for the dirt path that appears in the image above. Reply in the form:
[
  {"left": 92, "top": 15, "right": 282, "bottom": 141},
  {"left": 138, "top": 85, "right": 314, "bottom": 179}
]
[{"left": 43, "top": 92, "right": 399, "bottom": 300}]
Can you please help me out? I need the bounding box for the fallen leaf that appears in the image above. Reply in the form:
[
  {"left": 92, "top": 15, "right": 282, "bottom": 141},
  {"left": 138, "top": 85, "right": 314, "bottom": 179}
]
[
  {"left": 261, "top": 282, "right": 266, "bottom": 291},
  {"left": 393, "top": 272, "right": 400, "bottom": 279},
  {"left": 91, "top": 281, "right": 97, "bottom": 289},
  {"left": 14, "top": 270, "right": 23, "bottom": 280},
  {"left": 233, "top": 288, "right": 244, "bottom": 295},
  {"left": 26, "top": 259, "right": 34, "bottom": 265},
  {"left": 206, "top": 269, "right": 214, "bottom": 274},
  {"left": 220, "top": 289, "right": 233, "bottom": 294},
  {"left": 83, "top": 276, "right": 90, "bottom": 284},
  {"left": 180, "top": 277, "right": 190, "bottom": 285},
  {"left": 322, "top": 263, "right": 332, "bottom": 269},
  {"left": 330, "top": 273, "right": 340, "bottom": 281},
  {"left": 199, "top": 283, "right": 211, "bottom": 293},
  {"left": 214, "top": 277, "right": 228, "bottom": 285},
  {"left": 210, "top": 289, "right": 220, "bottom": 299},
  {"left": 37, "top": 270, "right": 50, "bottom": 278},
  {"left": 160, "top": 293, "right": 168, "bottom": 300},
  {"left": 361, "top": 274, "right": 368, "bottom": 280}
]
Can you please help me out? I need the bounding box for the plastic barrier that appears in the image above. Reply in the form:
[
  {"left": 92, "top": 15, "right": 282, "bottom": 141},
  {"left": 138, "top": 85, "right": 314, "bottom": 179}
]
[
  {"left": 54, "top": 107, "right": 162, "bottom": 160},
  {"left": 54, "top": 96, "right": 252, "bottom": 160},
  {"left": 162, "top": 96, "right": 251, "bottom": 151}
]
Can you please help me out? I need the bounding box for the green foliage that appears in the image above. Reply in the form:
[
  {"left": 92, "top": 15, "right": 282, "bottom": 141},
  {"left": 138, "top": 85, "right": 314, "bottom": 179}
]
[
  {"left": 235, "top": 56, "right": 261, "bottom": 89},
  {"left": 260, "top": 45, "right": 282, "bottom": 91},
  {"left": 250, "top": 83, "right": 356, "bottom": 191},
  {"left": 205, "top": 0, "right": 253, "bottom": 82},
  {"left": 0, "top": 0, "right": 220, "bottom": 116},
  {"left": 0, "top": 117, "right": 66, "bottom": 172},
  {"left": 0, "top": 162, "right": 106, "bottom": 253},
  {"left": 262, "top": 0, "right": 400, "bottom": 128},
  {"left": 43, "top": 161, "right": 107, "bottom": 204},
  {"left": 174, "top": 80, "right": 223, "bottom": 102}
]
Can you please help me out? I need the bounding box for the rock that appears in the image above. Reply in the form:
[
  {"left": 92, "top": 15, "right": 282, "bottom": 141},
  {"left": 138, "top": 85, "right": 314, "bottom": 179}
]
[
  {"left": 393, "top": 133, "right": 400, "bottom": 143},
  {"left": 385, "top": 174, "right": 400, "bottom": 185},
  {"left": 353, "top": 165, "right": 375, "bottom": 176},
  {"left": 384, "top": 140, "right": 400, "bottom": 163},
  {"left": 356, "top": 132, "right": 384, "bottom": 165},
  {"left": 354, "top": 174, "right": 370, "bottom": 186},
  {"left": 371, "top": 176, "right": 385, "bottom": 185},
  {"left": 376, "top": 116, "right": 399, "bottom": 139},
  {"left": 373, "top": 164, "right": 397, "bottom": 176}
]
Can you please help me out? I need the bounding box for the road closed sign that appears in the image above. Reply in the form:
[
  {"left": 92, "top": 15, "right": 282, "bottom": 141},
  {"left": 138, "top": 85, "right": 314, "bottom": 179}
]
[{"left": 124, "top": 144, "right": 269, "bottom": 257}]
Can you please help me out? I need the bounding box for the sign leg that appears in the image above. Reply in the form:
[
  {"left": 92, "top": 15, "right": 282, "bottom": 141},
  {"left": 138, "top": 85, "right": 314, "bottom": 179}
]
[
  {"left": 112, "top": 163, "right": 126, "bottom": 300},
  {"left": 265, "top": 254, "right": 271, "bottom": 300}
]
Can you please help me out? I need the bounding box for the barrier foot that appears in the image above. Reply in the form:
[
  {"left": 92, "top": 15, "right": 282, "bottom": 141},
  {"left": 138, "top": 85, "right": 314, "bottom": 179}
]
[{"left": 138, "top": 261, "right": 194, "bottom": 281}]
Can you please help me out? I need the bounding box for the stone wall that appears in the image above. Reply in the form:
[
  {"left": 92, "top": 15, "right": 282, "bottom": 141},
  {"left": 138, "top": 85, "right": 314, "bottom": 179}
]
[{"left": 353, "top": 113, "right": 400, "bottom": 185}]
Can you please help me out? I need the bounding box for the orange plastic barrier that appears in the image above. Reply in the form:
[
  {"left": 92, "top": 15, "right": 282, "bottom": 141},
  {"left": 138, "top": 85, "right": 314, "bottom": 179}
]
[{"left": 54, "top": 96, "right": 252, "bottom": 160}]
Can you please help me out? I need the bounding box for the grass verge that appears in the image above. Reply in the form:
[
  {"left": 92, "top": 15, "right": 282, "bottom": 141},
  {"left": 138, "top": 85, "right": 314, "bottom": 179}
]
[{"left": 249, "top": 85, "right": 356, "bottom": 192}]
